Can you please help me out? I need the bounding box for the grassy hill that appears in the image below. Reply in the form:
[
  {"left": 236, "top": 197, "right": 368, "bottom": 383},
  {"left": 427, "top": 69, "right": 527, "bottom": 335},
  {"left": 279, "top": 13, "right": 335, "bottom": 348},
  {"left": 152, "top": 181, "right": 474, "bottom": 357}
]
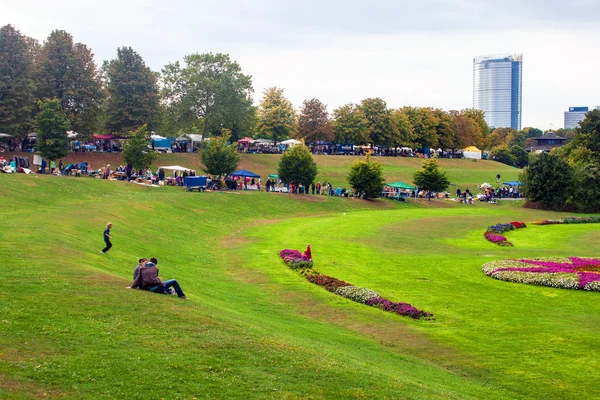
[
  {"left": 1, "top": 174, "right": 598, "bottom": 399},
  {"left": 9, "top": 151, "right": 521, "bottom": 190}
]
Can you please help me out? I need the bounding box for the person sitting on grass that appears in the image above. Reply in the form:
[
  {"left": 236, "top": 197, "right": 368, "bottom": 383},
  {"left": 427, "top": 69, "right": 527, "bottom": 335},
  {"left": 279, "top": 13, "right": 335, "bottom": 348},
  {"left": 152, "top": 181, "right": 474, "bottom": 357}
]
[
  {"left": 128, "top": 257, "right": 188, "bottom": 299},
  {"left": 133, "top": 258, "right": 147, "bottom": 280}
]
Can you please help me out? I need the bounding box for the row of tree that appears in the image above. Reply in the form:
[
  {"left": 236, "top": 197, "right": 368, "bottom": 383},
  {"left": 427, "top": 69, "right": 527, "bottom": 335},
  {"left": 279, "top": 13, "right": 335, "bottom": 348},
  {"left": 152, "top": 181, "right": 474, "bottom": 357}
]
[
  {"left": 521, "top": 110, "right": 600, "bottom": 212},
  {"left": 0, "top": 24, "right": 487, "bottom": 150}
]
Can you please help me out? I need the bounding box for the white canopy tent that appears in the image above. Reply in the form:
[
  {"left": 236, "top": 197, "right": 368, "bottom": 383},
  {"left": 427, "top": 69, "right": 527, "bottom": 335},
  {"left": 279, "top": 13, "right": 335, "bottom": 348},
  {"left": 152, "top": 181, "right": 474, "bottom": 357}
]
[
  {"left": 462, "top": 146, "right": 482, "bottom": 159},
  {"left": 158, "top": 165, "right": 196, "bottom": 174},
  {"left": 253, "top": 138, "right": 274, "bottom": 145},
  {"left": 67, "top": 131, "right": 78, "bottom": 139},
  {"left": 0, "top": 133, "right": 12, "bottom": 139},
  {"left": 281, "top": 139, "right": 301, "bottom": 146},
  {"left": 150, "top": 134, "right": 167, "bottom": 140}
]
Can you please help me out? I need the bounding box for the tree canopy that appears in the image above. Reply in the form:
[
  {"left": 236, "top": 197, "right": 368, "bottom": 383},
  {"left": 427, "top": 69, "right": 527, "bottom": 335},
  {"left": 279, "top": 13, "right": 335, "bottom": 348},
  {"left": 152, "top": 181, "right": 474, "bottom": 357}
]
[
  {"left": 347, "top": 154, "right": 385, "bottom": 199},
  {"left": 413, "top": 158, "right": 450, "bottom": 193},
  {"left": 297, "top": 98, "right": 333, "bottom": 143},
  {"left": 103, "top": 47, "right": 160, "bottom": 135},
  {"left": 200, "top": 129, "right": 240, "bottom": 177},
  {"left": 35, "top": 98, "right": 70, "bottom": 162},
  {"left": 277, "top": 143, "right": 318, "bottom": 189},
  {"left": 257, "top": 87, "right": 296, "bottom": 145},
  {"left": 120, "top": 125, "right": 157, "bottom": 171},
  {"left": 332, "top": 103, "right": 370, "bottom": 145},
  {"left": 161, "top": 53, "right": 254, "bottom": 141}
]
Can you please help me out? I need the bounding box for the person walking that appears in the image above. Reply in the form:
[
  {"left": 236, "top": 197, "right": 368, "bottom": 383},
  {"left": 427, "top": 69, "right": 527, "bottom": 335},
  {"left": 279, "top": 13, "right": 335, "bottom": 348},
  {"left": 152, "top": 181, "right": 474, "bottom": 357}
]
[
  {"left": 101, "top": 222, "right": 113, "bottom": 254},
  {"left": 496, "top": 173, "right": 501, "bottom": 183}
]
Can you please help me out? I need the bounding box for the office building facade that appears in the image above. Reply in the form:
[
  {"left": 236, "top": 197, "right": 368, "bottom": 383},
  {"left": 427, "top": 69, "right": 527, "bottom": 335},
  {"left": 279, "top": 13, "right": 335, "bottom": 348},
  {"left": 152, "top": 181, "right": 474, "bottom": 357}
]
[
  {"left": 473, "top": 54, "right": 523, "bottom": 130},
  {"left": 564, "top": 106, "right": 589, "bottom": 129}
]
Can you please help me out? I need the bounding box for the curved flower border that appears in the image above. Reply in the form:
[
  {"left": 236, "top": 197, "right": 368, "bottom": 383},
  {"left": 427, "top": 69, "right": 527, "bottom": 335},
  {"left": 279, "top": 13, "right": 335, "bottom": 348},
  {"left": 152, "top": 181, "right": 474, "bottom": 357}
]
[
  {"left": 482, "top": 257, "right": 600, "bottom": 291},
  {"left": 279, "top": 249, "right": 432, "bottom": 319},
  {"left": 484, "top": 221, "right": 526, "bottom": 246}
]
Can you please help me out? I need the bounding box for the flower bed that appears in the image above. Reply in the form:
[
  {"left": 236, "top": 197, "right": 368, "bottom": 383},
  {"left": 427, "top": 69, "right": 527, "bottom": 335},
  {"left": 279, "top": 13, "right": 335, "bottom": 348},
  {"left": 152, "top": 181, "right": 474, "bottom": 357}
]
[
  {"left": 279, "top": 249, "right": 432, "bottom": 319},
  {"left": 482, "top": 257, "right": 600, "bottom": 291},
  {"left": 484, "top": 221, "right": 526, "bottom": 246},
  {"left": 279, "top": 249, "right": 314, "bottom": 269},
  {"left": 531, "top": 217, "right": 600, "bottom": 225}
]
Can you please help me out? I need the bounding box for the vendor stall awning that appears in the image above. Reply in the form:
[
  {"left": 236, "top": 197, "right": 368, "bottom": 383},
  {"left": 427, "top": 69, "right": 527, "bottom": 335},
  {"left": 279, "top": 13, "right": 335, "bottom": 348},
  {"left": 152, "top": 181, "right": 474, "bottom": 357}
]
[
  {"left": 93, "top": 134, "right": 116, "bottom": 140},
  {"left": 386, "top": 181, "right": 416, "bottom": 190},
  {"left": 268, "top": 174, "right": 279, "bottom": 179},
  {"left": 503, "top": 181, "right": 522, "bottom": 186},
  {"left": 231, "top": 169, "right": 260, "bottom": 178},
  {"left": 159, "top": 165, "right": 196, "bottom": 173}
]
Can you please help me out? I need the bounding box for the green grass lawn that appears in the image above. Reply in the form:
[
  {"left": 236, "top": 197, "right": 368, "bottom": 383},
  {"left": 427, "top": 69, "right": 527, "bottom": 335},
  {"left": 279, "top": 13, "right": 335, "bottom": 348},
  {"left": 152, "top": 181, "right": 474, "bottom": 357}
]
[{"left": 0, "top": 172, "right": 598, "bottom": 399}]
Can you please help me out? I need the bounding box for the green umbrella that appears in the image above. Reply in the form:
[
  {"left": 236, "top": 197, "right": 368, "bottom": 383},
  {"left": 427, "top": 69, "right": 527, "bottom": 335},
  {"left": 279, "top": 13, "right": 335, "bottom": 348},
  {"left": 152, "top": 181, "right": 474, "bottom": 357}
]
[{"left": 268, "top": 174, "right": 279, "bottom": 179}]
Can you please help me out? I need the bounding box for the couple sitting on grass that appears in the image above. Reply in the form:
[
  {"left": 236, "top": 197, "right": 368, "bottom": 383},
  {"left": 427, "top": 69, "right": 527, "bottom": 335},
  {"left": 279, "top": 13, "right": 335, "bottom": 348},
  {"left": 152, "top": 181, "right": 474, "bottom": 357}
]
[{"left": 129, "top": 257, "right": 188, "bottom": 300}]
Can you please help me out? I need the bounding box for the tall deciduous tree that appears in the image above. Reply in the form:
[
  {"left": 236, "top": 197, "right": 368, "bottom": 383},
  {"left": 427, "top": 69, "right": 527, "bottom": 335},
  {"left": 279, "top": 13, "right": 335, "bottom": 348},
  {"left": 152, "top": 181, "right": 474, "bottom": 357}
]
[
  {"left": 162, "top": 53, "right": 254, "bottom": 141},
  {"left": 347, "top": 154, "right": 385, "bottom": 199},
  {"left": 413, "top": 158, "right": 450, "bottom": 194},
  {"left": 433, "top": 109, "right": 457, "bottom": 150},
  {"left": 103, "top": 47, "right": 160, "bottom": 135},
  {"left": 452, "top": 113, "right": 484, "bottom": 149},
  {"left": 200, "top": 128, "right": 240, "bottom": 178},
  {"left": 461, "top": 108, "right": 489, "bottom": 138},
  {"left": 297, "top": 98, "right": 333, "bottom": 143},
  {"left": 391, "top": 109, "right": 415, "bottom": 146},
  {"left": 36, "top": 30, "right": 102, "bottom": 135},
  {"left": 332, "top": 103, "right": 370, "bottom": 145},
  {"left": 402, "top": 107, "right": 439, "bottom": 150},
  {"left": 0, "top": 25, "right": 38, "bottom": 137},
  {"left": 277, "top": 142, "right": 318, "bottom": 189},
  {"left": 520, "top": 152, "right": 572, "bottom": 210},
  {"left": 257, "top": 87, "right": 296, "bottom": 145},
  {"left": 120, "top": 124, "right": 157, "bottom": 171},
  {"left": 35, "top": 98, "right": 70, "bottom": 163},
  {"left": 359, "top": 98, "right": 399, "bottom": 147}
]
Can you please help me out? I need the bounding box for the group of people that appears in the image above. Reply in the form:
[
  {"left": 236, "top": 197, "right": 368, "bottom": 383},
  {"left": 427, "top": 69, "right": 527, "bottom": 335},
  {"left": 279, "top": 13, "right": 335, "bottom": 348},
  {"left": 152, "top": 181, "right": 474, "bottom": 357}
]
[{"left": 100, "top": 222, "right": 188, "bottom": 299}]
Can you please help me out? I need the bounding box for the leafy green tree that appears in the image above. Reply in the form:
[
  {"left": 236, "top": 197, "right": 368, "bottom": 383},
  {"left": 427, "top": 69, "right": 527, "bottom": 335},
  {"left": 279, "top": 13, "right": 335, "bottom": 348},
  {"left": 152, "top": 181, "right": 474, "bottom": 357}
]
[
  {"left": 570, "top": 163, "right": 600, "bottom": 212},
  {"left": 491, "top": 146, "right": 516, "bottom": 166},
  {"left": 35, "top": 98, "right": 70, "bottom": 163},
  {"left": 277, "top": 143, "right": 318, "bottom": 189},
  {"left": 520, "top": 152, "right": 572, "bottom": 210},
  {"left": 257, "top": 87, "right": 296, "bottom": 144},
  {"left": 402, "top": 106, "right": 438, "bottom": 150},
  {"left": 297, "top": 98, "right": 333, "bottom": 143},
  {"left": 103, "top": 47, "right": 160, "bottom": 135},
  {"left": 200, "top": 128, "right": 240, "bottom": 178},
  {"left": 433, "top": 109, "right": 457, "bottom": 150},
  {"left": 360, "top": 98, "right": 399, "bottom": 147},
  {"left": 510, "top": 145, "right": 529, "bottom": 168},
  {"left": 452, "top": 112, "right": 483, "bottom": 149},
  {"left": 413, "top": 158, "right": 450, "bottom": 194},
  {"left": 120, "top": 125, "right": 157, "bottom": 171},
  {"left": 485, "top": 127, "right": 514, "bottom": 150},
  {"left": 461, "top": 108, "right": 490, "bottom": 138},
  {"left": 161, "top": 53, "right": 254, "bottom": 141},
  {"left": 36, "top": 30, "right": 102, "bottom": 135},
  {"left": 522, "top": 127, "right": 543, "bottom": 138},
  {"left": 0, "top": 25, "right": 38, "bottom": 137},
  {"left": 391, "top": 109, "right": 415, "bottom": 146},
  {"left": 347, "top": 154, "right": 385, "bottom": 199},
  {"left": 332, "top": 103, "right": 370, "bottom": 144}
]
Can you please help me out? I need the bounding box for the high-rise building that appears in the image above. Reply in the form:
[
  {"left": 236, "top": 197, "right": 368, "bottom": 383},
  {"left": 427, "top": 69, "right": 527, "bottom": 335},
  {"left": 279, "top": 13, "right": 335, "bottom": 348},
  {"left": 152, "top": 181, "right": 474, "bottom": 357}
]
[
  {"left": 564, "top": 106, "right": 589, "bottom": 129},
  {"left": 473, "top": 54, "right": 523, "bottom": 131}
]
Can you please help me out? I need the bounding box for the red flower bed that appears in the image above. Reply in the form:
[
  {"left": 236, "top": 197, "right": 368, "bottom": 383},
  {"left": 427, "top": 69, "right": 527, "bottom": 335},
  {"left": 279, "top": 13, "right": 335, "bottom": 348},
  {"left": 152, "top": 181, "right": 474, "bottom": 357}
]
[
  {"left": 510, "top": 221, "right": 527, "bottom": 229},
  {"left": 306, "top": 274, "right": 351, "bottom": 292}
]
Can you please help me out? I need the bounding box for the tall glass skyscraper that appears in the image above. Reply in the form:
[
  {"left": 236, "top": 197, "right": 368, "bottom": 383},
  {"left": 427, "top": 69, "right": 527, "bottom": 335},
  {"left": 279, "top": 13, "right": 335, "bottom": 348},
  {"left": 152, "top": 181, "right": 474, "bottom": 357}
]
[{"left": 473, "top": 54, "right": 523, "bottom": 130}]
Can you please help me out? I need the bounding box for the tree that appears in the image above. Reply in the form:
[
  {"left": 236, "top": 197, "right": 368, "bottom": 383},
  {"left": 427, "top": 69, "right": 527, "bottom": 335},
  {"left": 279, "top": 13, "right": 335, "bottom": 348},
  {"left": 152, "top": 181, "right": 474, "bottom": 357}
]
[
  {"left": 297, "top": 98, "right": 333, "bottom": 143},
  {"left": 103, "top": 47, "right": 160, "bottom": 135},
  {"left": 391, "top": 109, "right": 415, "bottom": 146},
  {"left": 0, "top": 25, "right": 38, "bottom": 137},
  {"left": 360, "top": 98, "right": 400, "bottom": 147},
  {"left": 161, "top": 53, "right": 254, "bottom": 141},
  {"left": 461, "top": 108, "right": 490, "bottom": 138},
  {"left": 485, "top": 127, "right": 514, "bottom": 150},
  {"left": 571, "top": 163, "right": 600, "bottom": 212},
  {"left": 257, "top": 87, "right": 296, "bottom": 145},
  {"left": 277, "top": 143, "right": 318, "bottom": 189},
  {"left": 200, "top": 128, "right": 240, "bottom": 178},
  {"left": 522, "top": 127, "right": 543, "bottom": 138},
  {"left": 452, "top": 112, "right": 484, "bottom": 149},
  {"left": 490, "top": 146, "right": 516, "bottom": 166},
  {"left": 332, "top": 103, "right": 370, "bottom": 144},
  {"left": 510, "top": 145, "right": 529, "bottom": 168},
  {"left": 36, "top": 30, "right": 102, "bottom": 135},
  {"left": 413, "top": 158, "right": 450, "bottom": 195},
  {"left": 433, "top": 109, "right": 457, "bottom": 150},
  {"left": 520, "top": 152, "right": 572, "bottom": 210},
  {"left": 402, "top": 106, "right": 438, "bottom": 150},
  {"left": 347, "top": 154, "right": 385, "bottom": 199},
  {"left": 35, "top": 98, "right": 70, "bottom": 163},
  {"left": 120, "top": 124, "right": 157, "bottom": 171}
]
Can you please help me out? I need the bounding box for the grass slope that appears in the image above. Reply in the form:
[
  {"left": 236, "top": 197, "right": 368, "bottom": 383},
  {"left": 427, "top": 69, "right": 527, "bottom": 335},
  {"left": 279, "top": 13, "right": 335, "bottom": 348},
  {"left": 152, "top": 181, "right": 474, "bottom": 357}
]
[
  {"left": 1, "top": 174, "right": 597, "bottom": 399},
  {"left": 9, "top": 151, "right": 521, "bottom": 189}
]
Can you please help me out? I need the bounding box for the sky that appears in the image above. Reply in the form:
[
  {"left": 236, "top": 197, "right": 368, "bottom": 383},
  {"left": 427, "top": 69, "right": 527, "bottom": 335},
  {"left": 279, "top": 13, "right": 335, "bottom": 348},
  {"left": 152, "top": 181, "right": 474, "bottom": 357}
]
[{"left": 3, "top": 0, "right": 600, "bottom": 129}]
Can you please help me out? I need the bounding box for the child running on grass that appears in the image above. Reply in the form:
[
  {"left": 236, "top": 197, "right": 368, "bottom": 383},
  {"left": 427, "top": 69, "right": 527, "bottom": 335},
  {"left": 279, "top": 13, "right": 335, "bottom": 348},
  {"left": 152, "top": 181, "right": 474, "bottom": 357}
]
[{"left": 101, "top": 222, "right": 113, "bottom": 254}]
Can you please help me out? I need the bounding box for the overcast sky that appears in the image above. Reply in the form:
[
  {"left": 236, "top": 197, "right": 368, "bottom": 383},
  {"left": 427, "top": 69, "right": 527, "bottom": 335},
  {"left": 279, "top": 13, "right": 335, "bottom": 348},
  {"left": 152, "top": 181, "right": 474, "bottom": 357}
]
[{"left": 3, "top": 0, "right": 600, "bottom": 129}]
